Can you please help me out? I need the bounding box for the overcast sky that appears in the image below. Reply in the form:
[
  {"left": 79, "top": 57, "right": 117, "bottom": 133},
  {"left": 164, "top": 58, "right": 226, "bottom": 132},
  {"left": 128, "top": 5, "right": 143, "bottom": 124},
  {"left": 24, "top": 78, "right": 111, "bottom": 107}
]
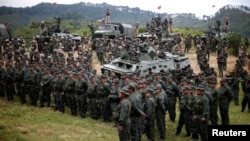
[{"left": 1, "top": 0, "right": 249, "bottom": 17}]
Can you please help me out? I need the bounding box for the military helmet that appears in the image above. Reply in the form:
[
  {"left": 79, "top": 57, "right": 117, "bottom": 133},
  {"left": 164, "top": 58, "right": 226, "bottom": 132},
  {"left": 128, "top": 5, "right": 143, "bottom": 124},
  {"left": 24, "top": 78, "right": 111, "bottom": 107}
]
[
  {"left": 154, "top": 84, "right": 162, "bottom": 90},
  {"left": 119, "top": 87, "right": 130, "bottom": 96}
]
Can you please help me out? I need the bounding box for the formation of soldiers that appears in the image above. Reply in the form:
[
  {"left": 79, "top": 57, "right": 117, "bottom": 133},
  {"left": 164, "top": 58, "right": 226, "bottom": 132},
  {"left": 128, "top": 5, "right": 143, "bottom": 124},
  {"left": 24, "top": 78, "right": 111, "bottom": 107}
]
[{"left": 1, "top": 16, "right": 250, "bottom": 141}]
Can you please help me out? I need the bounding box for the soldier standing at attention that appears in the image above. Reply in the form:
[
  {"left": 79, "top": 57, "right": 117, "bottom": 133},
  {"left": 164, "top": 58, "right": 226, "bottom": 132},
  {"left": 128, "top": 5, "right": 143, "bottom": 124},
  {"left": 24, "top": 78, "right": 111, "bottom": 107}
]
[
  {"left": 165, "top": 75, "right": 179, "bottom": 122},
  {"left": 65, "top": 72, "right": 77, "bottom": 116},
  {"left": 217, "top": 78, "right": 233, "bottom": 125},
  {"left": 23, "top": 64, "right": 38, "bottom": 106},
  {"left": 96, "top": 75, "right": 111, "bottom": 122},
  {"left": 229, "top": 74, "right": 240, "bottom": 105},
  {"left": 39, "top": 68, "right": 53, "bottom": 107},
  {"left": 175, "top": 86, "right": 192, "bottom": 137},
  {"left": 154, "top": 84, "right": 167, "bottom": 141},
  {"left": 134, "top": 22, "right": 140, "bottom": 37},
  {"left": 191, "top": 85, "right": 209, "bottom": 141},
  {"left": 128, "top": 82, "right": 146, "bottom": 141},
  {"left": 86, "top": 75, "right": 99, "bottom": 119},
  {"left": 209, "top": 81, "right": 219, "bottom": 125},
  {"left": 108, "top": 78, "right": 121, "bottom": 126},
  {"left": 75, "top": 72, "right": 88, "bottom": 118},
  {"left": 241, "top": 76, "right": 250, "bottom": 112},
  {"left": 114, "top": 87, "right": 131, "bottom": 141},
  {"left": 88, "top": 24, "right": 95, "bottom": 41},
  {"left": 169, "top": 18, "right": 173, "bottom": 33},
  {"left": 14, "top": 63, "right": 26, "bottom": 104},
  {"left": 224, "top": 17, "right": 230, "bottom": 33},
  {"left": 144, "top": 88, "right": 156, "bottom": 141},
  {"left": 2, "top": 63, "right": 15, "bottom": 101},
  {"left": 0, "top": 61, "right": 5, "bottom": 97},
  {"left": 217, "top": 55, "right": 224, "bottom": 78},
  {"left": 105, "top": 8, "right": 111, "bottom": 24}
]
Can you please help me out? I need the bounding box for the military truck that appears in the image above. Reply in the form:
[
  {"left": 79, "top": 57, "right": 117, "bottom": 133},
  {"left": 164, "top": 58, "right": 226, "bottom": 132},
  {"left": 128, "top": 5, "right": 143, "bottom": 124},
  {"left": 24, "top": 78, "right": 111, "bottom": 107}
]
[
  {"left": 93, "top": 22, "right": 133, "bottom": 39},
  {"left": 100, "top": 43, "right": 190, "bottom": 77}
]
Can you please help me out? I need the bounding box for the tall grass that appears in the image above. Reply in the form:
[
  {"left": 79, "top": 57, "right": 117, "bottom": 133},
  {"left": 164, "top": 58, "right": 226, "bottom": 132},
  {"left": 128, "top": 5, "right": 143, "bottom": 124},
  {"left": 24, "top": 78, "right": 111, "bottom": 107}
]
[{"left": 0, "top": 88, "right": 249, "bottom": 141}]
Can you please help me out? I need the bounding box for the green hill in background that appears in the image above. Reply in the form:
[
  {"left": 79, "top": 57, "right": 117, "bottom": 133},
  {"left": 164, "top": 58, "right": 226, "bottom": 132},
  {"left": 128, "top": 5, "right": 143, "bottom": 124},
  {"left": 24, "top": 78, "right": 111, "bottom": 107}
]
[{"left": 0, "top": 2, "right": 250, "bottom": 37}]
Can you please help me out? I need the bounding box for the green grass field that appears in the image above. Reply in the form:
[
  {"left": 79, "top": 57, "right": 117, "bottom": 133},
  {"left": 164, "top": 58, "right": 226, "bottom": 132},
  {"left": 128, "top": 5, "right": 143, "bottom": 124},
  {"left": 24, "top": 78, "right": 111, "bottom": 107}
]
[{"left": 0, "top": 90, "right": 249, "bottom": 141}]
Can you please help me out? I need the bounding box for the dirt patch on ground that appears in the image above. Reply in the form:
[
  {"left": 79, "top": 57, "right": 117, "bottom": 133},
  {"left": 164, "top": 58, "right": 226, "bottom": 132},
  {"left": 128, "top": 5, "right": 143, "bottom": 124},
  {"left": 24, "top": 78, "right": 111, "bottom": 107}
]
[{"left": 185, "top": 49, "right": 237, "bottom": 74}]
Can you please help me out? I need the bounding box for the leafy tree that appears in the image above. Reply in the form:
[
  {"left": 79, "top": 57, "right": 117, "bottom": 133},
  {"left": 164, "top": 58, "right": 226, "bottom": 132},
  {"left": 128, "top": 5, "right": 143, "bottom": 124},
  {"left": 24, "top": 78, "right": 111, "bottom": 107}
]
[{"left": 225, "top": 32, "right": 241, "bottom": 56}]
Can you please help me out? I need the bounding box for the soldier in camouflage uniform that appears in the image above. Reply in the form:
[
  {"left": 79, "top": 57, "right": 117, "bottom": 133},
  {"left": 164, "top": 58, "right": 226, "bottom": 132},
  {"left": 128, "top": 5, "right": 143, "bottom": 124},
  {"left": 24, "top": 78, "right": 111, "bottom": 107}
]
[
  {"left": 165, "top": 75, "right": 179, "bottom": 122},
  {"left": 55, "top": 70, "right": 66, "bottom": 113},
  {"left": 50, "top": 70, "right": 58, "bottom": 110},
  {"left": 217, "top": 55, "right": 224, "bottom": 78},
  {"left": 14, "top": 63, "right": 26, "bottom": 104},
  {"left": 39, "top": 68, "right": 53, "bottom": 107},
  {"left": 209, "top": 80, "right": 219, "bottom": 125},
  {"left": 113, "top": 86, "right": 131, "bottom": 141},
  {"left": 75, "top": 72, "right": 88, "bottom": 118},
  {"left": 2, "top": 63, "right": 15, "bottom": 101},
  {"left": 217, "top": 78, "right": 233, "bottom": 125},
  {"left": 144, "top": 88, "right": 156, "bottom": 141},
  {"left": 229, "top": 74, "right": 240, "bottom": 105},
  {"left": 86, "top": 75, "right": 99, "bottom": 119},
  {"left": 127, "top": 82, "right": 146, "bottom": 141},
  {"left": 23, "top": 64, "right": 38, "bottom": 106},
  {"left": 191, "top": 85, "right": 209, "bottom": 141},
  {"left": 175, "top": 86, "right": 192, "bottom": 137},
  {"left": 96, "top": 75, "right": 111, "bottom": 122},
  {"left": 241, "top": 76, "right": 250, "bottom": 112},
  {"left": 108, "top": 78, "right": 121, "bottom": 125},
  {"left": 0, "top": 61, "right": 5, "bottom": 97},
  {"left": 64, "top": 72, "right": 77, "bottom": 116},
  {"left": 154, "top": 84, "right": 167, "bottom": 140}
]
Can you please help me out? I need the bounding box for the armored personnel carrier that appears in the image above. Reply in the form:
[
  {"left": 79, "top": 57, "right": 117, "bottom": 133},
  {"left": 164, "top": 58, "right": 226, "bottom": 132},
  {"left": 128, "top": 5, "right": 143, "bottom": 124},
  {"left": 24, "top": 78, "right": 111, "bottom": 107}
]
[{"left": 100, "top": 43, "right": 190, "bottom": 77}]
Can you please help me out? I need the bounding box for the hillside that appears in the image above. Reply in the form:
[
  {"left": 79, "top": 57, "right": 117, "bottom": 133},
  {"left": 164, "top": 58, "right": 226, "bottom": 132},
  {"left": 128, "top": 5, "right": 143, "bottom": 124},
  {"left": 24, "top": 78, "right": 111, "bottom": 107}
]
[{"left": 0, "top": 2, "right": 250, "bottom": 37}]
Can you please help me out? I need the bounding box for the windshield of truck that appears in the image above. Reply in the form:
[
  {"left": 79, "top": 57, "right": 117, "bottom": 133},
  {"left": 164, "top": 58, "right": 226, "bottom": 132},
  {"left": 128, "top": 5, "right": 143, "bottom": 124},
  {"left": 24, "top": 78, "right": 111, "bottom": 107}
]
[{"left": 98, "top": 25, "right": 114, "bottom": 30}]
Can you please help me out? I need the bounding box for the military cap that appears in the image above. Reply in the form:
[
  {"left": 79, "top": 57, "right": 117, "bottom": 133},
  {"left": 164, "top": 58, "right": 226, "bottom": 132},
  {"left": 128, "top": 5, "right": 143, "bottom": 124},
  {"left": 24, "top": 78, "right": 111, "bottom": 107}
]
[
  {"left": 119, "top": 87, "right": 130, "bottom": 96},
  {"left": 197, "top": 85, "right": 205, "bottom": 91},
  {"left": 55, "top": 70, "right": 62, "bottom": 74},
  {"left": 166, "top": 75, "right": 172, "bottom": 79},
  {"left": 140, "top": 80, "right": 147, "bottom": 84},
  {"left": 183, "top": 85, "right": 192, "bottom": 90},
  {"left": 128, "top": 82, "right": 137, "bottom": 89},
  {"left": 100, "top": 75, "right": 107, "bottom": 79},
  {"left": 146, "top": 88, "right": 154, "bottom": 94},
  {"left": 112, "top": 78, "right": 120, "bottom": 83},
  {"left": 154, "top": 84, "right": 162, "bottom": 90},
  {"left": 147, "top": 77, "right": 153, "bottom": 82}
]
